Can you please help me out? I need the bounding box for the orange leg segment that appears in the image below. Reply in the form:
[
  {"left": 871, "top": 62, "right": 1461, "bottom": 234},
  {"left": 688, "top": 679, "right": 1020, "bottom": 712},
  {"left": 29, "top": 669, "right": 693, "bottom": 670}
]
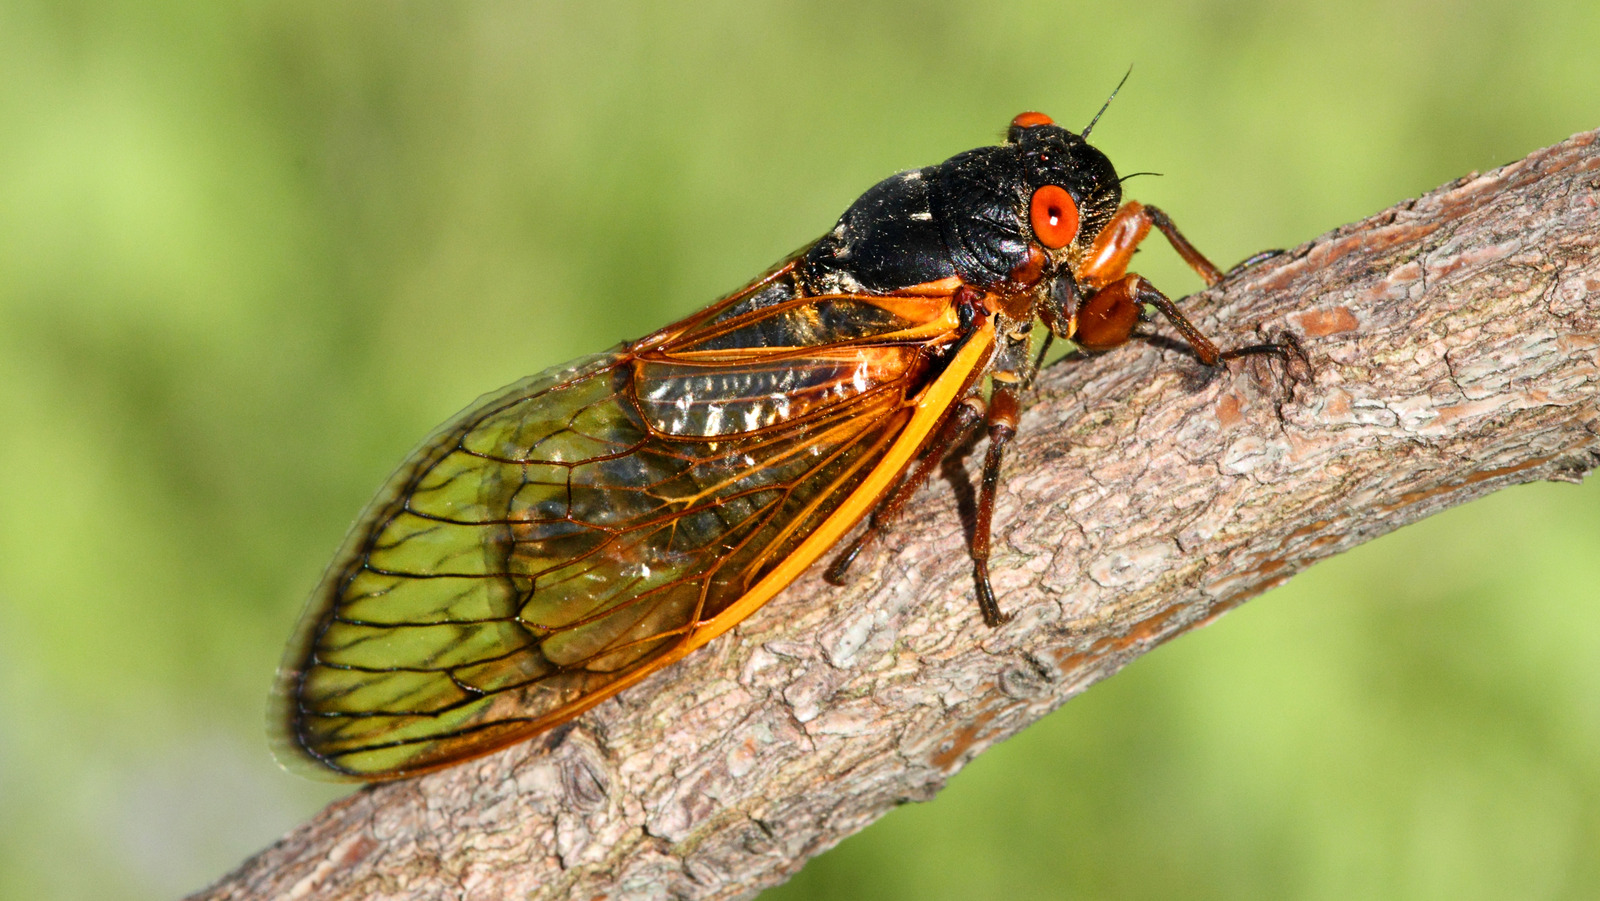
[
  {"left": 1115, "top": 273, "right": 1297, "bottom": 370},
  {"left": 969, "top": 384, "right": 1020, "bottom": 626},
  {"left": 1073, "top": 274, "right": 1144, "bottom": 352},
  {"left": 1076, "top": 201, "right": 1227, "bottom": 290},
  {"left": 1071, "top": 202, "right": 1299, "bottom": 369},
  {"left": 824, "top": 397, "right": 985, "bottom": 585},
  {"left": 824, "top": 382, "right": 1025, "bottom": 628},
  {"left": 1077, "top": 202, "right": 1151, "bottom": 290}
]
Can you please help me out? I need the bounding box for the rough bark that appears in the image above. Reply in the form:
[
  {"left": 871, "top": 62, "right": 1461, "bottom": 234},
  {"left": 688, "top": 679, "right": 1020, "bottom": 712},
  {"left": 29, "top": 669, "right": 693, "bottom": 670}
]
[{"left": 190, "top": 130, "right": 1600, "bottom": 901}]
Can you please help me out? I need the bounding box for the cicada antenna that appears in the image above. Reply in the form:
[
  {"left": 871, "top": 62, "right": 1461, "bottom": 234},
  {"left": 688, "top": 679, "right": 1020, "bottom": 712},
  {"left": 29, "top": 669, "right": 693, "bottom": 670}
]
[{"left": 1082, "top": 66, "right": 1132, "bottom": 139}]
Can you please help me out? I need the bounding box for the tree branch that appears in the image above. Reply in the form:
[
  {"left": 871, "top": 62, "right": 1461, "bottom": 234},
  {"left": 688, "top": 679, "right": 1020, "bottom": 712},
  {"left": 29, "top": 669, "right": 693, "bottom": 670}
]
[{"left": 191, "top": 130, "right": 1600, "bottom": 901}]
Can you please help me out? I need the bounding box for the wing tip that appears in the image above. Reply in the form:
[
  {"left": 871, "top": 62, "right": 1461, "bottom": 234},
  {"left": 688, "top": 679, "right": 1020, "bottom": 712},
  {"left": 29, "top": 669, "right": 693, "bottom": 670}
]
[{"left": 267, "top": 661, "right": 368, "bottom": 783}]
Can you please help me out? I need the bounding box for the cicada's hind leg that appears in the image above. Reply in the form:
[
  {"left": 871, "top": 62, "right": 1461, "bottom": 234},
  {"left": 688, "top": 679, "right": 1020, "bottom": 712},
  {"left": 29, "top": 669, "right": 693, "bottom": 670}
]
[
  {"left": 824, "top": 397, "right": 985, "bottom": 585},
  {"left": 968, "top": 383, "right": 1021, "bottom": 627},
  {"left": 824, "top": 382, "right": 1019, "bottom": 628}
]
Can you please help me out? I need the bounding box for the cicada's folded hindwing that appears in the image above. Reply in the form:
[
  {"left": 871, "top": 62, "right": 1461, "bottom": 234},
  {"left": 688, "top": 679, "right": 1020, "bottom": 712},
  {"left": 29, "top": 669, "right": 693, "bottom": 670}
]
[{"left": 272, "top": 262, "right": 987, "bottom": 780}]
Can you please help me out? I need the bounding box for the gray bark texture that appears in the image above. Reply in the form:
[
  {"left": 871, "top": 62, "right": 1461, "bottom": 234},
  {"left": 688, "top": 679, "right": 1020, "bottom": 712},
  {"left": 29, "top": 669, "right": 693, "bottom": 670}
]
[{"left": 191, "top": 129, "right": 1600, "bottom": 901}]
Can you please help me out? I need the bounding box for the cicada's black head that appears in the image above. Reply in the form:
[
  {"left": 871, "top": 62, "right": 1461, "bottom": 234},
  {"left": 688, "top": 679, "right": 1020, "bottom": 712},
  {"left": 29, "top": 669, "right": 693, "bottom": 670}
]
[
  {"left": 1007, "top": 115, "right": 1123, "bottom": 253},
  {"left": 800, "top": 113, "right": 1123, "bottom": 295}
]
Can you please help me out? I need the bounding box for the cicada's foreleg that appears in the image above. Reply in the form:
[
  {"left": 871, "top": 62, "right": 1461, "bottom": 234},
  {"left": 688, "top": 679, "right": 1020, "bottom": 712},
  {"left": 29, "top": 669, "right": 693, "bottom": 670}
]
[
  {"left": 1223, "top": 248, "right": 1285, "bottom": 280},
  {"left": 1078, "top": 202, "right": 1276, "bottom": 291},
  {"left": 823, "top": 395, "right": 986, "bottom": 585},
  {"left": 1077, "top": 201, "right": 1226, "bottom": 290},
  {"left": 1128, "top": 276, "right": 1302, "bottom": 369},
  {"left": 1142, "top": 205, "right": 1226, "bottom": 286},
  {"left": 969, "top": 383, "right": 1021, "bottom": 627}
]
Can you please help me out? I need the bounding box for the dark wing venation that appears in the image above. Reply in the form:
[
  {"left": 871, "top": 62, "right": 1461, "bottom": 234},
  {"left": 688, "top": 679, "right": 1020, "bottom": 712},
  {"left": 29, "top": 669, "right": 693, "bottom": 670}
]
[
  {"left": 694, "top": 262, "right": 806, "bottom": 326},
  {"left": 681, "top": 295, "right": 919, "bottom": 352},
  {"left": 275, "top": 284, "right": 959, "bottom": 779}
]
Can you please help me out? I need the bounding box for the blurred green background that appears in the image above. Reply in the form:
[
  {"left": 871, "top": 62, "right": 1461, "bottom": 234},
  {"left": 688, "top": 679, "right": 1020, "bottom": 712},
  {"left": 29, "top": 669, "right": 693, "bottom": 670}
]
[{"left": 1, "top": 1, "right": 1596, "bottom": 899}]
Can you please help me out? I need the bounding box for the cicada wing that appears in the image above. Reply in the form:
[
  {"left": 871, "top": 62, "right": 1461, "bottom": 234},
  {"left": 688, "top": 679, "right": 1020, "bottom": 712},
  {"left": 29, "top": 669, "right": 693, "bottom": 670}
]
[
  {"left": 269, "top": 351, "right": 637, "bottom": 779},
  {"left": 274, "top": 268, "right": 972, "bottom": 781}
]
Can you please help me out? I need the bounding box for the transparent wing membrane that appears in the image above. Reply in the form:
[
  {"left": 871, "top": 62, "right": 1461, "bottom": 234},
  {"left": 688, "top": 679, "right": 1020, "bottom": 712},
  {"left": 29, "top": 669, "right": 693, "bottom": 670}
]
[{"left": 273, "top": 266, "right": 968, "bottom": 779}]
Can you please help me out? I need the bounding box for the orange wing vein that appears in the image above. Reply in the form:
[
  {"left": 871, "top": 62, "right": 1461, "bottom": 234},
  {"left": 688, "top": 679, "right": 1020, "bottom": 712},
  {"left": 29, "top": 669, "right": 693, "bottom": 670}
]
[{"left": 271, "top": 263, "right": 993, "bottom": 780}]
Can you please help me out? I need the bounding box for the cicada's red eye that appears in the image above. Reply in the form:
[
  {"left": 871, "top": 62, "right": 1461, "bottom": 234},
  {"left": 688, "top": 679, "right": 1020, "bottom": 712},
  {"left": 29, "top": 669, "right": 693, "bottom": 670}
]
[{"left": 1029, "top": 184, "right": 1079, "bottom": 249}]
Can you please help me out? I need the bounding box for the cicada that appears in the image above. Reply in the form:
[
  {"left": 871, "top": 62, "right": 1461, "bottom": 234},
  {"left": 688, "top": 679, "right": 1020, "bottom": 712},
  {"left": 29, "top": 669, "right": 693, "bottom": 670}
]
[{"left": 272, "top": 105, "right": 1294, "bottom": 781}]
